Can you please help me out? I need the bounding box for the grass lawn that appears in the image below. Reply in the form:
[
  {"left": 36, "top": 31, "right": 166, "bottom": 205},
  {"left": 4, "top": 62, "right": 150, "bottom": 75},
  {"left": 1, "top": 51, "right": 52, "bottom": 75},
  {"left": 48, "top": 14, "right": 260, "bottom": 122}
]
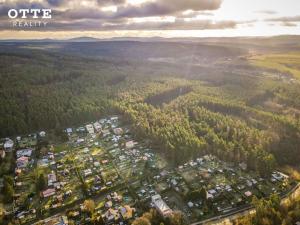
[{"left": 54, "top": 143, "right": 70, "bottom": 153}]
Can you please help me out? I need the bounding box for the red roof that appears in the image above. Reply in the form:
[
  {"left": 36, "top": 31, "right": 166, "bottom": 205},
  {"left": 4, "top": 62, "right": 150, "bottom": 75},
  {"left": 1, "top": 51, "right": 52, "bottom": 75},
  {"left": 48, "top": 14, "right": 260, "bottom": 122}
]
[{"left": 42, "top": 188, "right": 56, "bottom": 197}]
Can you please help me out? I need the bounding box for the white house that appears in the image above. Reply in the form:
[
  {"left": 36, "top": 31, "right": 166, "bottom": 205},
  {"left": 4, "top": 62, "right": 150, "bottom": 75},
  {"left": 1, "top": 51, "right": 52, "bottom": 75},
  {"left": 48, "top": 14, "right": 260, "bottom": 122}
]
[
  {"left": 151, "top": 194, "right": 172, "bottom": 217},
  {"left": 4, "top": 138, "right": 14, "bottom": 152},
  {"left": 93, "top": 122, "right": 102, "bottom": 132},
  {"left": 86, "top": 124, "right": 95, "bottom": 134}
]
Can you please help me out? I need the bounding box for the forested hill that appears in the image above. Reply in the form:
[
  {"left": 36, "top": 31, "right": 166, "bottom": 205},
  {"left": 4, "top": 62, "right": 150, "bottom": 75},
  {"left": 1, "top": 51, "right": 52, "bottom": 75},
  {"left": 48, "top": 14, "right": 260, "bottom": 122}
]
[
  {"left": 1, "top": 40, "right": 300, "bottom": 175},
  {"left": 0, "top": 41, "right": 245, "bottom": 60}
]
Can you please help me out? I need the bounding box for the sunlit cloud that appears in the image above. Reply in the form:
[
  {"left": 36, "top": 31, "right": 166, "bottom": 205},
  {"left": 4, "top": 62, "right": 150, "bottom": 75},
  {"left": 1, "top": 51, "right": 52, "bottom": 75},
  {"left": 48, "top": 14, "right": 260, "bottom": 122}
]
[{"left": 0, "top": 0, "right": 299, "bottom": 39}]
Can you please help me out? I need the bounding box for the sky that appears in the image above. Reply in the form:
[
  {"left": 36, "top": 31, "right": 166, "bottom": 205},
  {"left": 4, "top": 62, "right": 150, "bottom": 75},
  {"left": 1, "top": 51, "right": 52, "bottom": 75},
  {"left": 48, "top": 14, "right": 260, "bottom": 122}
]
[{"left": 0, "top": 0, "right": 300, "bottom": 39}]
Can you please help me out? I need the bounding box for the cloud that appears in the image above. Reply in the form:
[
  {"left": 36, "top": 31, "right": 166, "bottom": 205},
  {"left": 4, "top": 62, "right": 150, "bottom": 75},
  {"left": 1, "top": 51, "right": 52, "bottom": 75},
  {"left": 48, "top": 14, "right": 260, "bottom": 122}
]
[
  {"left": 0, "top": 0, "right": 229, "bottom": 32},
  {"left": 97, "top": 0, "right": 126, "bottom": 6},
  {"left": 99, "top": 19, "right": 236, "bottom": 30},
  {"left": 114, "top": 0, "right": 222, "bottom": 18},
  {"left": 0, "top": 1, "right": 47, "bottom": 18},
  {"left": 266, "top": 15, "right": 300, "bottom": 22},
  {"left": 47, "top": 0, "right": 66, "bottom": 6},
  {"left": 281, "top": 22, "right": 297, "bottom": 27},
  {"left": 59, "top": 8, "right": 111, "bottom": 19},
  {"left": 255, "top": 10, "right": 277, "bottom": 15}
]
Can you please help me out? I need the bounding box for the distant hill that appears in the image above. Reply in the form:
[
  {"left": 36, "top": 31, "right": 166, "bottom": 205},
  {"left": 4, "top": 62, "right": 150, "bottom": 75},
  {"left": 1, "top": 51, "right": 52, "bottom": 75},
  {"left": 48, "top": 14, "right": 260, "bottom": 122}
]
[{"left": 67, "top": 37, "right": 102, "bottom": 42}]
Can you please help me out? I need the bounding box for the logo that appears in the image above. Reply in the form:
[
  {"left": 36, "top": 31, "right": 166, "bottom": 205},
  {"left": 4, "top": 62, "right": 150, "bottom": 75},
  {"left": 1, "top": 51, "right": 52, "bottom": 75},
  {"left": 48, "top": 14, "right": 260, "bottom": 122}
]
[{"left": 8, "top": 8, "right": 52, "bottom": 28}]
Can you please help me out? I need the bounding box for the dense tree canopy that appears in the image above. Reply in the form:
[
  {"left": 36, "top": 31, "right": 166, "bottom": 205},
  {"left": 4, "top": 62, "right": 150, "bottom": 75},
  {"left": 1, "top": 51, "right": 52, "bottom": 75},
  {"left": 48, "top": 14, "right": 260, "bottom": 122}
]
[{"left": 1, "top": 44, "right": 300, "bottom": 175}]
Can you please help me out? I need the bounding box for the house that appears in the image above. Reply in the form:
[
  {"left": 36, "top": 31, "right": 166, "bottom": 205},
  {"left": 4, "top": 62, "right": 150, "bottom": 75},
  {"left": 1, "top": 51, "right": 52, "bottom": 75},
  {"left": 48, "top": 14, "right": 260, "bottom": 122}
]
[
  {"left": 39, "top": 131, "right": 46, "bottom": 137},
  {"left": 103, "top": 208, "right": 120, "bottom": 224},
  {"left": 16, "top": 148, "right": 33, "bottom": 158},
  {"left": 105, "top": 201, "right": 113, "bottom": 208},
  {"left": 94, "top": 162, "right": 100, "bottom": 167},
  {"left": 42, "top": 188, "right": 56, "bottom": 198},
  {"left": 66, "top": 128, "right": 73, "bottom": 135},
  {"left": 119, "top": 205, "right": 135, "bottom": 220},
  {"left": 208, "top": 189, "right": 217, "bottom": 196},
  {"left": 188, "top": 202, "right": 194, "bottom": 208},
  {"left": 84, "top": 169, "right": 92, "bottom": 177},
  {"left": 43, "top": 215, "right": 68, "bottom": 225},
  {"left": 77, "top": 127, "right": 86, "bottom": 133},
  {"left": 48, "top": 172, "right": 57, "bottom": 186},
  {"left": 125, "top": 141, "right": 135, "bottom": 149},
  {"left": 86, "top": 124, "right": 95, "bottom": 134},
  {"left": 111, "top": 116, "right": 118, "bottom": 122},
  {"left": 93, "top": 122, "right": 102, "bottom": 132},
  {"left": 102, "top": 129, "right": 110, "bottom": 137},
  {"left": 272, "top": 171, "right": 289, "bottom": 181},
  {"left": 17, "top": 156, "right": 29, "bottom": 168},
  {"left": 4, "top": 138, "right": 14, "bottom": 152},
  {"left": 244, "top": 191, "right": 252, "bottom": 197},
  {"left": 113, "top": 128, "right": 123, "bottom": 135},
  {"left": 76, "top": 138, "right": 85, "bottom": 144},
  {"left": 151, "top": 194, "right": 172, "bottom": 217},
  {"left": 112, "top": 192, "right": 122, "bottom": 202}
]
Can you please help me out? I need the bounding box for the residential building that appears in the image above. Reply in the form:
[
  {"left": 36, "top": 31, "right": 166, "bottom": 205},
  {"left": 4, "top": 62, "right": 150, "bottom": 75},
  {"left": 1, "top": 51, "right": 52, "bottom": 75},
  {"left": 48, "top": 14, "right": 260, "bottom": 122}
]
[{"left": 151, "top": 194, "right": 172, "bottom": 217}]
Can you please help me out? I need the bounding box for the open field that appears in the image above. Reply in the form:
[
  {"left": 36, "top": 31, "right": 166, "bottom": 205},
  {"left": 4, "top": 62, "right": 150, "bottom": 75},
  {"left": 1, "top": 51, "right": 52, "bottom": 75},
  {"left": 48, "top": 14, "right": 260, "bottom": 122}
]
[{"left": 248, "top": 52, "right": 300, "bottom": 80}]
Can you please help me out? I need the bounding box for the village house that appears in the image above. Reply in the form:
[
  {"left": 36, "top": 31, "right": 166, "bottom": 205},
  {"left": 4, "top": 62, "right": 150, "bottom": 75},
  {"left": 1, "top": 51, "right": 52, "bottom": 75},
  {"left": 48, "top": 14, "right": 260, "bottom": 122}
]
[
  {"left": 42, "top": 215, "right": 68, "bottom": 225},
  {"left": 39, "top": 131, "right": 46, "bottom": 137},
  {"left": 16, "top": 148, "right": 33, "bottom": 158},
  {"left": 42, "top": 188, "right": 56, "bottom": 198},
  {"left": 103, "top": 208, "right": 120, "bottom": 224},
  {"left": 244, "top": 191, "right": 252, "bottom": 197},
  {"left": 119, "top": 205, "right": 135, "bottom": 220},
  {"left": 76, "top": 138, "right": 85, "bottom": 145},
  {"left": 102, "top": 129, "right": 110, "bottom": 137},
  {"left": 151, "top": 194, "right": 172, "bottom": 217},
  {"left": 66, "top": 128, "right": 73, "bottom": 135},
  {"left": 86, "top": 124, "right": 95, "bottom": 134},
  {"left": 125, "top": 141, "right": 135, "bottom": 149},
  {"left": 93, "top": 122, "right": 102, "bottom": 132},
  {"left": 84, "top": 168, "right": 92, "bottom": 177},
  {"left": 16, "top": 156, "right": 29, "bottom": 168},
  {"left": 77, "top": 127, "right": 86, "bottom": 133},
  {"left": 113, "top": 128, "right": 123, "bottom": 135},
  {"left": 4, "top": 138, "right": 14, "bottom": 152},
  {"left": 48, "top": 172, "right": 57, "bottom": 186}
]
